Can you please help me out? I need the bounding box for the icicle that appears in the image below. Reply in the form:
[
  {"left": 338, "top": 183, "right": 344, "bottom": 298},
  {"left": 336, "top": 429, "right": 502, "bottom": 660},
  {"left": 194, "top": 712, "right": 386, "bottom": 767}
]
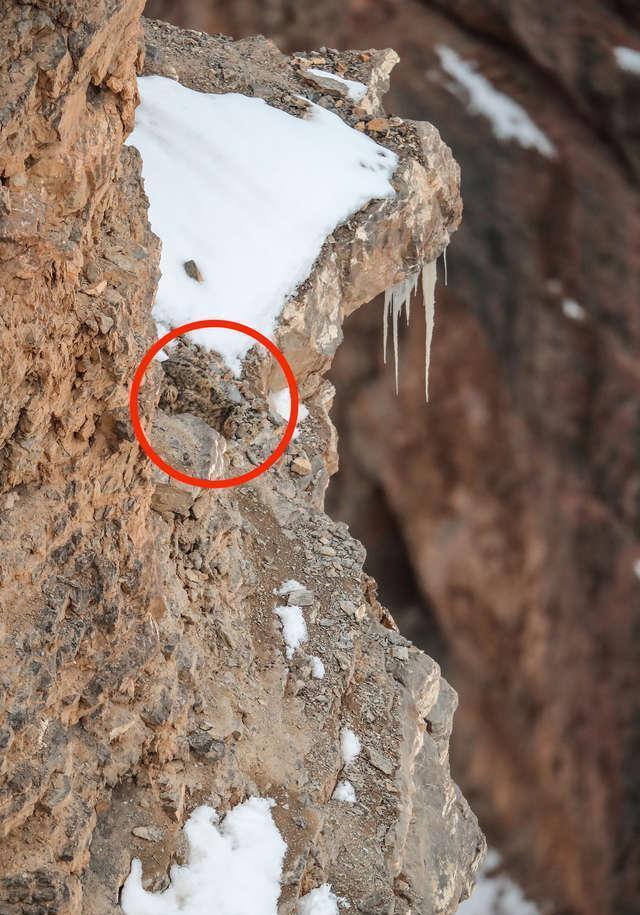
[
  {"left": 381, "top": 271, "right": 420, "bottom": 392},
  {"left": 392, "top": 294, "right": 400, "bottom": 393},
  {"left": 421, "top": 260, "right": 437, "bottom": 402},
  {"left": 443, "top": 246, "right": 448, "bottom": 286},
  {"left": 383, "top": 290, "right": 391, "bottom": 364}
]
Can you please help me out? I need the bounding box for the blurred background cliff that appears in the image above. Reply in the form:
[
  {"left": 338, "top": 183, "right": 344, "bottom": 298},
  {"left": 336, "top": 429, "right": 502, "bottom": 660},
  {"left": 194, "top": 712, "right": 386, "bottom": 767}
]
[{"left": 145, "top": 3, "right": 640, "bottom": 913}]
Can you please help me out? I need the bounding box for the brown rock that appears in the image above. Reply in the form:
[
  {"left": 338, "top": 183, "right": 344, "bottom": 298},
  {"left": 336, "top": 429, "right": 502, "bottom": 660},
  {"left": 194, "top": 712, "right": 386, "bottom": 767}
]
[{"left": 0, "top": 8, "right": 480, "bottom": 915}]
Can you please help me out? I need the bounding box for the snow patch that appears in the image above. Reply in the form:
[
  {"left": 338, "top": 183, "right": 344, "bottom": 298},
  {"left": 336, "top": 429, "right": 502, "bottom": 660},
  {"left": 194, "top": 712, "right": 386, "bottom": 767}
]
[
  {"left": 562, "top": 298, "right": 586, "bottom": 321},
  {"left": 269, "top": 387, "right": 309, "bottom": 440},
  {"left": 277, "top": 579, "right": 306, "bottom": 595},
  {"left": 340, "top": 727, "right": 361, "bottom": 767},
  {"left": 614, "top": 46, "right": 640, "bottom": 75},
  {"left": 310, "top": 656, "right": 326, "bottom": 679},
  {"left": 127, "top": 75, "right": 397, "bottom": 373},
  {"left": 274, "top": 605, "right": 308, "bottom": 659},
  {"left": 297, "top": 884, "right": 341, "bottom": 915},
  {"left": 120, "top": 798, "right": 286, "bottom": 915},
  {"left": 306, "top": 68, "right": 368, "bottom": 102},
  {"left": 457, "top": 848, "right": 541, "bottom": 915},
  {"left": 332, "top": 780, "right": 356, "bottom": 803},
  {"left": 435, "top": 46, "right": 555, "bottom": 157}
]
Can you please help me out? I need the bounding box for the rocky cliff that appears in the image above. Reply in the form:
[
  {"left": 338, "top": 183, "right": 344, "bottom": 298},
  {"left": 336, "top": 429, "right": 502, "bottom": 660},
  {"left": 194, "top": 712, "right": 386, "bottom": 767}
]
[
  {"left": 0, "top": 4, "right": 482, "bottom": 914},
  {"left": 144, "top": 3, "right": 640, "bottom": 915}
]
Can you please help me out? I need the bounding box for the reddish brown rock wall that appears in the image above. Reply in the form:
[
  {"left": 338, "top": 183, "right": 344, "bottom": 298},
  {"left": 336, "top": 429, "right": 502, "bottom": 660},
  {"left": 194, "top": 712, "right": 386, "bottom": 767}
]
[{"left": 145, "top": 2, "right": 640, "bottom": 913}]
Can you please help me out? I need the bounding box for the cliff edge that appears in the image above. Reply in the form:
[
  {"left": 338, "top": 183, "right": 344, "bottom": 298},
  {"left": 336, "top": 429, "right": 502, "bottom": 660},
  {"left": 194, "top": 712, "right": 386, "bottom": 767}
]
[{"left": 0, "top": 4, "right": 482, "bottom": 913}]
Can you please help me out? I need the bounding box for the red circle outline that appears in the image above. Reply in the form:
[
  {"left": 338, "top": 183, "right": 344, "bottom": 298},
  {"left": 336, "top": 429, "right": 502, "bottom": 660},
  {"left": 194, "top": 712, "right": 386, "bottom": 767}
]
[{"left": 129, "top": 319, "right": 299, "bottom": 489}]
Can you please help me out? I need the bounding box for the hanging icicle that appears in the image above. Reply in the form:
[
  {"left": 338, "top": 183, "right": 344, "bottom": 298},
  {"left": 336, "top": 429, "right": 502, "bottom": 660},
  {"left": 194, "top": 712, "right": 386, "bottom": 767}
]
[
  {"left": 382, "top": 260, "right": 438, "bottom": 401},
  {"left": 421, "top": 260, "right": 437, "bottom": 402}
]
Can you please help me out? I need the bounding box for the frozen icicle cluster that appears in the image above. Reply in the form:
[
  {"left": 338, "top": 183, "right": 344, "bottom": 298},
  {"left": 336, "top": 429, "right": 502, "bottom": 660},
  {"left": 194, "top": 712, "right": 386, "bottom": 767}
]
[
  {"left": 382, "top": 258, "right": 439, "bottom": 401},
  {"left": 383, "top": 271, "right": 420, "bottom": 394}
]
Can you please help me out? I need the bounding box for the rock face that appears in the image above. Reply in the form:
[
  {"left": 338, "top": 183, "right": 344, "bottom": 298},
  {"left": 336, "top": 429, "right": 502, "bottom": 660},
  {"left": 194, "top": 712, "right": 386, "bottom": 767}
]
[
  {"left": 0, "top": 5, "right": 481, "bottom": 915},
  {"left": 144, "top": 3, "right": 640, "bottom": 915}
]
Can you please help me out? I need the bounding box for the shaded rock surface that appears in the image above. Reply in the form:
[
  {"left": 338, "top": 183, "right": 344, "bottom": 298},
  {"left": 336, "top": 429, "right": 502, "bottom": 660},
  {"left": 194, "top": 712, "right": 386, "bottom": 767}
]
[
  {"left": 145, "top": 2, "right": 640, "bottom": 915},
  {"left": 0, "top": 5, "right": 481, "bottom": 915}
]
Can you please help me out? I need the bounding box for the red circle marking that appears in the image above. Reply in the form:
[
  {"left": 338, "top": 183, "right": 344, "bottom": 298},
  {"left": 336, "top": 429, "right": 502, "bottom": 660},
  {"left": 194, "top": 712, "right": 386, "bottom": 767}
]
[{"left": 129, "top": 319, "right": 299, "bottom": 489}]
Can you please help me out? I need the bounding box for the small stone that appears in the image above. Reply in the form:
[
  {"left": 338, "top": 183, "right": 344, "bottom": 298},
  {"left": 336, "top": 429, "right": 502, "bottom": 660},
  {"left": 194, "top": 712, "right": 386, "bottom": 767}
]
[
  {"left": 367, "top": 117, "right": 391, "bottom": 133},
  {"left": 339, "top": 600, "right": 356, "bottom": 616},
  {"left": 391, "top": 646, "right": 409, "bottom": 661},
  {"left": 188, "top": 730, "right": 226, "bottom": 759},
  {"left": 318, "top": 544, "right": 336, "bottom": 557},
  {"left": 366, "top": 747, "right": 396, "bottom": 776},
  {"left": 183, "top": 259, "right": 204, "bottom": 282},
  {"left": 287, "top": 588, "right": 314, "bottom": 606},
  {"left": 84, "top": 262, "right": 101, "bottom": 283},
  {"left": 84, "top": 279, "right": 107, "bottom": 296},
  {"left": 98, "top": 313, "right": 114, "bottom": 334},
  {"left": 291, "top": 453, "right": 312, "bottom": 475},
  {"left": 355, "top": 121, "right": 366, "bottom": 131},
  {"left": 132, "top": 825, "right": 164, "bottom": 842}
]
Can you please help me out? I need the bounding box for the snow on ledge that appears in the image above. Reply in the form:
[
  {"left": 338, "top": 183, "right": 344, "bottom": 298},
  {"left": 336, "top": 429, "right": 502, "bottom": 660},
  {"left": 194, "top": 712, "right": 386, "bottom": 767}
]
[
  {"left": 120, "top": 799, "right": 286, "bottom": 915},
  {"left": 435, "top": 46, "right": 556, "bottom": 158},
  {"left": 127, "top": 75, "right": 398, "bottom": 372},
  {"left": 333, "top": 779, "right": 357, "bottom": 803},
  {"left": 340, "top": 726, "right": 361, "bottom": 767},
  {"left": 120, "top": 798, "right": 345, "bottom": 915},
  {"left": 306, "top": 67, "right": 368, "bottom": 102},
  {"left": 274, "top": 604, "right": 308, "bottom": 659},
  {"left": 297, "top": 883, "right": 341, "bottom": 914},
  {"left": 614, "top": 46, "right": 640, "bottom": 75}
]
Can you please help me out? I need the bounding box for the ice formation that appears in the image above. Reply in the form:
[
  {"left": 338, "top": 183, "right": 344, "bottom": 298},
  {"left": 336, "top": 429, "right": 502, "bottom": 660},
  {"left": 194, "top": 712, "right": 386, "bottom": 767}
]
[{"left": 382, "top": 260, "right": 438, "bottom": 401}]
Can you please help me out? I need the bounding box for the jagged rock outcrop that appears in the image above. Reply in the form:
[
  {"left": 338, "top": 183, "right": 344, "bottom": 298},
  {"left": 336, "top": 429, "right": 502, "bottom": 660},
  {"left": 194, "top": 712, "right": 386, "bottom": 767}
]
[
  {"left": 145, "top": 3, "right": 640, "bottom": 914},
  {"left": 0, "top": 5, "right": 481, "bottom": 914}
]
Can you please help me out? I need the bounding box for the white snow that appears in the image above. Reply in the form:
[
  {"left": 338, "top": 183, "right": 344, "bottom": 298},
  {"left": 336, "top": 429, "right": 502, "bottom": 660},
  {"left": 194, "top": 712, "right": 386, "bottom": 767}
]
[
  {"left": 269, "top": 387, "right": 309, "bottom": 439},
  {"left": 297, "top": 884, "right": 341, "bottom": 915},
  {"left": 614, "top": 46, "right": 640, "bottom": 75},
  {"left": 457, "top": 849, "right": 541, "bottom": 915},
  {"left": 340, "top": 727, "right": 361, "bottom": 767},
  {"left": 306, "top": 68, "right": 368, "bottom": 102},
  {"left": 562, "top": 298, "right": 586, "bottom": 321},
  {"left": 127, "top": 75, "right": 397, "bottom": 373},
  {"left": 277, "top": 579, "right": 306, "bottom": 596},
  {"left": 633, "top": 559, "right": 640, "bottom": 581},
  {"left": 435, "top": 46, "right": 555, "bottom": 157},
  {"left": 120, "top": 798, "right": 286, "bottom": 915},
  {"left": 310, "top": 655, "right": 326, "bottom": 679},
  {"left": 332, "top": 780, "right": 356, "bottom": 803},
  {"left": 274, "top": 604, "right": 308, "bottom": 659}
]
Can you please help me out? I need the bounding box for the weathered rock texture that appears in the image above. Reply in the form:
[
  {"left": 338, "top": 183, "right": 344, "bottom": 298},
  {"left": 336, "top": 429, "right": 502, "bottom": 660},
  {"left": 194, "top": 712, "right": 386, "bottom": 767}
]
[
  {"left": 0, "top": 5, "right": 481, "bottom": 914},
  {"left": 145, "top": 3, "right": 640, "bottom": 915}
]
